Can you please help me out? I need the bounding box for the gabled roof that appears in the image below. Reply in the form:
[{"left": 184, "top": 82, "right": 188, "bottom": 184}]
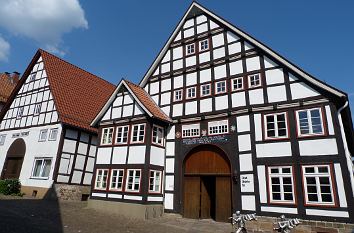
[
  {"left": 0, "top": 73, "right": 18, "bottom": 103},
  {"left": 0, "top": 49, "right": 116, "bottom": 133},
  {"left": 139, "top": 2, "right": 346, "bottom": 98},
  {"left": 91, "top": 79, "right": 172, "bottom": 126}
]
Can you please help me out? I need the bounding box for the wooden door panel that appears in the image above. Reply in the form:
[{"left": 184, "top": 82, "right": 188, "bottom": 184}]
[
  {"left": 183, "top": 176, "right": 200, "bottom": 219},
  {"left": 2, "top": 158, "right": 23, "bottom": 179},
  {"left": 200, "top": 177, "right": 211, "bottom": 219},
  {"left": 215, "top": 177, "right": 231, "bottom": 222}
]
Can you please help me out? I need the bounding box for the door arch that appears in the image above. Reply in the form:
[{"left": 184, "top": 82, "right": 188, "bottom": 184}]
[
  {"left": 1, "top": 138, "right": 26, "bottom": 179},
  {"left": 183, "top": 145, "right": 232, "bottom": 222}
]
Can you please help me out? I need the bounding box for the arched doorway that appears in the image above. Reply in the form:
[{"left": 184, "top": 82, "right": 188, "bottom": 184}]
[
  {"left": 1, "top": 138, "right": 26, "bottom": 179},
  {"left": 183, "top": 145, "right": 232, "bottom": 222}
]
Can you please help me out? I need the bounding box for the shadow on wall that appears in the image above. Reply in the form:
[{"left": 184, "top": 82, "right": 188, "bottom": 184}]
[{"left": 0, "top": 186, "right": 63, "bottom": 233}]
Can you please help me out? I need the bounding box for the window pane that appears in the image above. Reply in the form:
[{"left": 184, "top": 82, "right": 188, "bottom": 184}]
[
  {"left": 321, "top": 194, "right": 333, "bottom": 202},
  {"left": 306, "top": 177, "right": 316, "bottom": 184},
  {"left": 283, "top": 177, "right": 292, "bottom": 184},
  {"left": 308, "top": 194, "right": 318, "bottom": 201},
  {"left": 272, "top": 185, "right": 280, "bottom": 192},
  {"left": 33, "top": 160, "right": 43, "bottom": 177},
  {"left": 305, "top": 167, "right": 315, "bottom": 173},
  {"left": 272, "top": 193, "right": 281, "bottom": 200},
  {"left": 319, "top": 177, "right": 330, "bottom": 185},
  {"left": 283, "top": 185, "right": 292, "bottom": 192},
  {"left": 42, "top": 160, "right": 52, "bottom": 177},
  {"left": 318, "top": 166, "right": 328, "bottom": 173},
  {"left": 284, "top": 193, "right": 293, "bottom": 201},
  {"left": 271, "top": 177, "right": 280, "bottom": 184}
]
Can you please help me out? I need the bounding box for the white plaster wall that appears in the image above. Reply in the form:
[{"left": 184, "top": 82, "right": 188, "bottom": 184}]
[
  {"left": 227, "top": 31, "right": 239, "bottom": 43},
  {"left": 96, "top": 147, "right": 112, "bottom": 164},
  {"left": 246, "top": 57, "right": 260, "bottom": 72},
  {"left": 127, "top": 146, "right": 146, "bottom": 164},
  {"left": 257, "top": 165, "right": 267, "bottom": 203},
  {"left": 186, "top": 72, "right": 197, "bottom": 86},
  {"left": 236, "top": 115, "right": 250, "bottom": 132},
  {"left": 267, "top": 85, "right": 287, "bottom": 103},
  {"left": 173, "top": 75, "right": 183, "bottom": 89},
  {"left": 239, "top": 153, "right": 253, "bottom": 172},
  {"left": 241, "top": 195, "right": 256, "bottom": 211},
  {"left": 299, "top": 138, "right": 338, "bottom": 156},
  {"left": 166, "top": 158, "right": 175, "bottom": 173},
  {"left": 186, "top": 56, "right": 196, "bottom": 67},
  {"left": 229, "top": 60, "right": 243, "bottom": 75},
  {"left": 231, "top": 92, "right": 246, "bottom": 107},
  {"left": 150, "top": 146, "right": 165, "bottom": 166},
  {"left": 290, "top": 82, "right": 320, "bottom": 100},
  {"left": 0, "top": 124, "right": 62, "bottom": 188},
  {"left": 172, "top": 104, "right": 183, "bottom": 117},
  {"left": 325, "top": 105, "right": 334, "bottom": 135},
  {"left": 213, "top": 47, "right": 225, "bottom": 60},
  {"left": 238, "top": 134, "right": 251, "bottom": 152},
  {"left": 261, "top": 206, "right": 298, "bottom": 214},
  {"left": 265, "top": 68, "right": 284, "bottom": 85},
  {"left": 164, "top": 193, "right": 174, "bottom": 210},
  {"left": 165, "top": 142, "right": 175, "bottom": 156},
  {"left": 249, "top": 89, "right": 264, "bottom": 105},
  {"left": 165, "top": 175, "right": 174, "bottom": 191},
  {"left": 200, "top": 98, "right": 213, "bottom": 113},
  {"left": 214, "top": 65, "right": 226, "bottom": 80},
  {"left": 197, "top": 23, "right": 208, "bottom": 34},
  {"left": 212, "top": 33, "right": 224, "bottom": 48},
  {"left": 199, "top": 52, "right": 210, "bottom": 64},
  {"left": 264, "top": 56, "right": 278, "bottom": 68},
  {"left": 254, "top": 114, "right": 262, "bottom": 141},
  {"left": 228, "top": 42, "right": 241, "bottom": 55},
  {"left": 215, "top": 95, "right": 228, "bottom": 111},
  {"left": 256, "top": 142, "right": 292, "bottom": 158},
  {"left": 167, "top": 126, "right": 175, "bottom": 140},
  {"left": 111, "top": 146, "right": 128, "bottom": 164},
  {"left": 334, "top": 163, "right": 348, "bottom": 208},
  {"left": 185, "top": 101, "right": 197, "bottom": 115}
]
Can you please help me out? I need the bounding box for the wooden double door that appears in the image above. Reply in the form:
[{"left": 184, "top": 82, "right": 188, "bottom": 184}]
[{"left": 183, "top": 145, "right": 231, "bottom": 222}]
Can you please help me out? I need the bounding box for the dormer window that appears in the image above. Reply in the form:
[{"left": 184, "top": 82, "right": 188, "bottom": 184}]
[
  {"left": 186, "top": 43, "right": 195, "bottom": 55},
  {"left": 199, "top": 39, "right": 209, "bottom": 51}
]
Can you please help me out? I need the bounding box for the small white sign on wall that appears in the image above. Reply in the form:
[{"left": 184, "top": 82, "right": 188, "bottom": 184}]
[{"left": 240, "top": 174, "right": 254, "bottom": 193}]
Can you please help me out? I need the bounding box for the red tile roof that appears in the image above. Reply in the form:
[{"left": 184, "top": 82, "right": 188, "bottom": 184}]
[
  {"left": 39, "top": 49, "right": 116, "bottom": 132},
  {"left": 124, "top": 80, "right": 172, "bottom": 123},
  {"left": 0, "top": 73, "right": 17, "bottom": 103}
]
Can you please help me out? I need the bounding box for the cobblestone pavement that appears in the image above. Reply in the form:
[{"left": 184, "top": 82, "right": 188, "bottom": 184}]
[{"left": 0, "top": 198, "right": 240, "bottom": 233}]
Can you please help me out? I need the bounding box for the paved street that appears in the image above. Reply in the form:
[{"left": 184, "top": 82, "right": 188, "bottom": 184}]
[{"left": 0, "top": 198, "right": 235, "bottom": 233}]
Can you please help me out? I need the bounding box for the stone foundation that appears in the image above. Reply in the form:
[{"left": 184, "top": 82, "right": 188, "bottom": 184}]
[
  {"left": 242, "top": 216, "right": 354, "bottom": 233},
  {"left": 21, "top": 184, "right": 91, "bottom": 201},
  {"left": 88, "top": 199, "right": 164, "bottom": 219}
]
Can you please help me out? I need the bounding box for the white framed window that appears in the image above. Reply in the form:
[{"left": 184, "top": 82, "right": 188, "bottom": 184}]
[
  {"left": 232, "top": 77, "right": 243, "bottom": 91},
  {"left": 116, "top": 125, "right": 129, "bottom": 144},
  {"left": 126, "top": 169, "right": 141, "bottom": 192},
  {"left": 34, "top": 103, "right": 41, "bottom": 115},
  {"left": 208, "top": 119, "right": 228, "bottom": 135},
  {"left": 264, "top": 112, "right": 288, "bottom": 139},
  {"left": 199, "top": 39, "right": 209, "bottom": 51},
  {"left": 149, "top": 170, "right": 162, "bottom": 193},
  {"left": 186, "top": 86, "right": 196, "bottom": 99},
  {"left": 302, "top": 165, "right": 335, "bottom": 206},
  {"left": 101, "top": 127, "right": 114, "bottom": 145},
  {"left": 186, "top": 43, "right": 195, "bottom": 55},
  {"left": 131, "top": 124, "right": 145, "bottom": 143},
  {"left": 174, "top": 89, "right": 183, "bottom": 102},
  {"left": 0, "top": 134, "right": 6, "bottom": 146},
  {"left": 31, "top": 158, "right": 52, "bottom": 179},
  {"left": 30, "top": 73, "right": 36, "bottom": 81},
  {"left": 182, "top": 124, "right": 200, "bottom": 138},
  {"left": 296, "top": 108, "right": 324, "bottom": 137},
  {"left": 152, "top": 125, "right": 164, "bottom": 146},
  {"left": 110, "top": 169, "right": 124, "bottom": 191},
  {"left": 200, "top": 84, "right": 211, "bottom": 97},
  {"left": 268, "top": 166, "right": 295, "bottom": 204},
  {"left": 95, "top": 169, "right": 109, "bottom": 190},
  {"left": 39, "top": 129, "right": 48, "bottom": 142},
  {"left": 215, "top": 81, "right": 226, "bottom": 94},
  {"left": 48, "top": 128, "right": 59, "bottom": 141},
  {"left": 16, "top": 107, "right": 24, "bottom": 119},
  {"left": 248, "top": 73, "right": 261, "bottom": 88}
]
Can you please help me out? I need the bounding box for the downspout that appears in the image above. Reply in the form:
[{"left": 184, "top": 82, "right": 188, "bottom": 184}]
[{"left": 337, "top": 100, "right": 354, "bottom": 197}]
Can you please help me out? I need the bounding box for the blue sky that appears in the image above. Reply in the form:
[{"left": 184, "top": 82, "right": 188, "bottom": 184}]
[{"left": 1, "top": 1, "right": 354, "bottom": 108}]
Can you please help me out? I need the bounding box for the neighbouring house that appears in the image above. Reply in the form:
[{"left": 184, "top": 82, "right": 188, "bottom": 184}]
[
  {"left": 0, "top": 49, "right": 115, "bottom": 200},
  {"left": 0, "top": 72, "right": 19, "bottom": 112},
  {"left": 89, "top": 2, "right": 354, "bottom": 226}
]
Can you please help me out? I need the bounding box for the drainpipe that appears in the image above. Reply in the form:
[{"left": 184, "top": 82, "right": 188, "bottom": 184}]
[{"left": 337, "top": 100, "right": 354, "bottom": 197}]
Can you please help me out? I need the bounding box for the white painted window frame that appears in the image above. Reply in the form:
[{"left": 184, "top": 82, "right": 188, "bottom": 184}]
[
  {"left": 101, "top": 127, "right": 114, "bottom": 145},
  {"left": 152, "top": 125, "right": 165, "bottom": 146},
  {"left": 95, "top": 169, "right": 109, "bottom": 190},
  {"left": 208, "top": 119, "right": 229, "bottom": 135},
  {"left": 199, "top": 39, "right": 209, "bottom": 52},
  {"left": 215, "top": 80, "right": 227, "bottom": 94},
  {"left": 149, "top": 170, "right": 163, "bottom": 193},
  {"left": 174, "top": 89, "right": 183, "bottom": 102},
  {"left": 110, "top": 169, "right": 124, "bottom": 191},
  {"left": 264, "top": 112, "right": 289, "bottom": 139},
  {"left": 231, "top": 77, "right": 243, "bottom": 91},
  {"left": 186, "top": 43, "right": 195, "bottom": 55},
  {"left": 31, "top": 158, "right": 52, "bottom": 179},
  {"left": 48, "top": 128, "right": 59, "bottom": 141},
  {"left": 186, "top": 86, "right": 196, "bottom": 99},
  {"left": 248, "top": 73, "right": 261, "bottom": 88},
  {"left": 16, "top": 107, "right": 24, "bottom": 119},
  {"left": 34, "top": 103, "right": 42, "bottom": 116},
  {"left": 125, "top": 169, "right": 142, "bottom": 193},
  {"left": 131, "top": 123, "right": 146, "bottom": 143},
  {"left": 200, "top": 83, "right": 211, "bottom": 97},
  {"left": 182, "top": 124, "right": 200, "bottom": 138},
  {"left": 39, "top": 129, "right": 48, "bottom": 142},
  {"left": 115, "top": 125, "right": 129, "bottom": 144},
  {"left": 296, "top": 108, "right": 325, "bottom": 137},
  {"left": 302, "top": 165, "right": 335, "bottom": 206},
  {"left": 268, "top": 166, "right": 295, "bottom": 204}
]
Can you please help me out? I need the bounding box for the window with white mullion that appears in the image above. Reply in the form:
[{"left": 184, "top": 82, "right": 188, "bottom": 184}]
[
  {"left": 208, "top": 120, "right": 228, "bottom": 135},
  {"left": 264, "top": 113, "right": 288, "bottom": 139},
  {"left": 95, "top": 169, "right": 108, "bottom": 190},
  {"left": 182, "top": 124, "right": 200, "bottom": 138},
  {"left": 149, "top": 170, "right": 162, "bottom": 193},
  {"left": 215, "top": 81, "right": 226, "bottom": 94},
  {"left": 297, "top": 108, "right": 324, "bottom": 136},
  {"left": 174, "top": 89, "right": 183, "bottom": 102},
  {"left": 232, "top": 77, "right": 243, "bottom": 91},
  {"left": 126, "top": 169, "right": 141, "bottom": 192},
  {"left": 32, "top": 158, "right": 52, "bottom": 179},
  {"left": 186, "top": 86, "right": 196, "bottom": 99},
  {"left": 110, "top": 169, "right": 124, "bottom": 191},
  {"left": 152, "top": 125, "right": 164, "bottom": 146},
  {"left": 101, "top": 127, "right": 114, "bottom": 145},
  {"left": 116, "top": 125, "right": 129, "bottom": 144},
  {"left": 131, "top": 124, "right": 145, "bottom": 143},
  {"left": 200, "top": 84, "right": 211, "bottom": 97},
  {"left": 268, "top": 166, "right": 295, "bottom": 203},
  {"left": 186, "top": 43, "right": 195, "bottom": 55}
]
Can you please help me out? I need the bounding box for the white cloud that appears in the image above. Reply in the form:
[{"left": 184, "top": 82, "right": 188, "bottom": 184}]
[
  {"left": 0, "top": 35, "right": 10, "bottom": 62},
  {"left": 0, "top": 0, "right": 88, "bottom": 55}
]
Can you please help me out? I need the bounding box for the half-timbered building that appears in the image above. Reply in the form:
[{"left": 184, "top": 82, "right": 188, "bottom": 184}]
[
  {"left": 90, "top": 2, "right": 354, "bottom": 223},
  {"left": 0, "top": 49, "right": 115, "bottom": 200}
]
